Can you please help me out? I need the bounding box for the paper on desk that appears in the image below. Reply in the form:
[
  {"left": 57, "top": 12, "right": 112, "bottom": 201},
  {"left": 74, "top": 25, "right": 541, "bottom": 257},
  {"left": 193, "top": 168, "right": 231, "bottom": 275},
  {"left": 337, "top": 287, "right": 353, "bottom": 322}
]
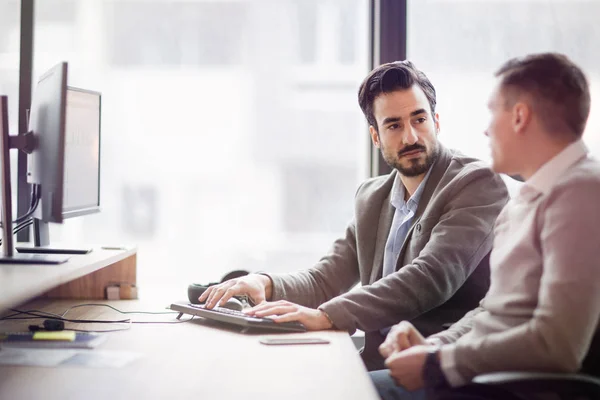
[
  {"left": 0, "top": 348, "right": 77, "bottom": 367},
  {"left": 0, "top": 347, "right": 140, "bottom": 368}
]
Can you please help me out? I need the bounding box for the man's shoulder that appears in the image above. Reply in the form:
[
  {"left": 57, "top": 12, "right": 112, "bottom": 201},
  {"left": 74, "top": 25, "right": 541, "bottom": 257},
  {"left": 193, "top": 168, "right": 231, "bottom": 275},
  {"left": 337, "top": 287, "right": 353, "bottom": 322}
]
[
  {"left": 553, "top": 156, "right": 600, "bottom": 194},
  {"left": 445, "top": 148, "right": 495, "bottom": 180}
]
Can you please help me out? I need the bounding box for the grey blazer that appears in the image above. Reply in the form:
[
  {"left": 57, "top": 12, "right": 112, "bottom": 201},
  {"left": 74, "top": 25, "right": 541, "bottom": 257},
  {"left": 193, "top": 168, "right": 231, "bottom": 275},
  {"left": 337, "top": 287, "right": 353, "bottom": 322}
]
[{"left": 267, "top": 145, "right": 509, "bottom": 369}]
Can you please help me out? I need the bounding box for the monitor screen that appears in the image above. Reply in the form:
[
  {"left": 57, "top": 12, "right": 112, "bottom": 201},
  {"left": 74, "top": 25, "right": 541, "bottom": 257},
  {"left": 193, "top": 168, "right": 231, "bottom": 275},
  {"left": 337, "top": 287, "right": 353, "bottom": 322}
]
[{"left": 62, "top": 87, "right": 101, "bottom": 218}]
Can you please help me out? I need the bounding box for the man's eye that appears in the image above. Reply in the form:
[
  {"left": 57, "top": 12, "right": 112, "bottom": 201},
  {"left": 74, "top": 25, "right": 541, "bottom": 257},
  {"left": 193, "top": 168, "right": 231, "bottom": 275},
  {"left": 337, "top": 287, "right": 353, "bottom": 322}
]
[
  {"left": 388, "top": 124, "right": 399, "bottom": 130},
  {"left": 415, "top": 117, "right": 426, "bottom": 124}
]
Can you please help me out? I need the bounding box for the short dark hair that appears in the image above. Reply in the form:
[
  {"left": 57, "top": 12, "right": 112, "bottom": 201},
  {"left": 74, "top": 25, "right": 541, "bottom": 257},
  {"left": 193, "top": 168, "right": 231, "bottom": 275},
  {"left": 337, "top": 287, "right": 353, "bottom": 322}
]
[
  {"left": 495, "top": 53, "right": 591, "bottom": 139},
  {"left": 358, "top": 61, "right": 437, "bottom": 131}
]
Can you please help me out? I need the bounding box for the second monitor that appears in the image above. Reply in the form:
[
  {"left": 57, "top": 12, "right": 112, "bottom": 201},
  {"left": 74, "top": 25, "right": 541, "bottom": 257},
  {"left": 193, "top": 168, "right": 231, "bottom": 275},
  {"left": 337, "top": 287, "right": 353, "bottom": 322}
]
[{"left": 17, "top": 82, "right": 101, "bottom": 255}]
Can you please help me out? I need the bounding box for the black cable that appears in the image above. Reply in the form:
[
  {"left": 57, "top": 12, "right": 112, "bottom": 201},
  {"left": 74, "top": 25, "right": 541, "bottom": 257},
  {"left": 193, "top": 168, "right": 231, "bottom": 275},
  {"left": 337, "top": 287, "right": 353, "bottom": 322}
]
[
  {"left": 0, "top": 218, "right": 33, "bottom": 246},
  {"left": 1, "top": 308, "right": 64, "bottom": 320},
  {"left": 60, "top": 303, "right": 178, "bottom": 317},
  {"left": 13, "top": 219, "right": 33, "bottom": 234},
  {"left": 67, "top": 327, "right": 132, "bottom": 333},
  {"left": 8, "top": 309, "right": 131, "bottom": 324},
  {"left": 3, "top": 306, "right": 190, "bottom": 326},
  {"left": 15, "top": 184, "right": 39, "bottom": 224},
  {"left": 0, "top": 184, "right": 39, "bottom": 228}
]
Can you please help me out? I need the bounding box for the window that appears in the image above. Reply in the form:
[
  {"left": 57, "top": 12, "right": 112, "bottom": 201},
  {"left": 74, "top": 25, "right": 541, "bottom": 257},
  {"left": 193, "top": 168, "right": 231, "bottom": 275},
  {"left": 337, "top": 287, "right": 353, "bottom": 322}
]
[
  {"left": 408, "top": 0, "right": 600, "bottom": 195},
  {"left": 34, "top": 0, "right": 370, "bottom": 298}
]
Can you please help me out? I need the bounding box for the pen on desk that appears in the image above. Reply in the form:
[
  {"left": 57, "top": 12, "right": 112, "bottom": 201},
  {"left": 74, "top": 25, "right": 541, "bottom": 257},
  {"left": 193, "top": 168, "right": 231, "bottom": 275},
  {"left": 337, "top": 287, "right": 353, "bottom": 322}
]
[{"left": 101, "top": 246, "right": 127, "bottom": 250}]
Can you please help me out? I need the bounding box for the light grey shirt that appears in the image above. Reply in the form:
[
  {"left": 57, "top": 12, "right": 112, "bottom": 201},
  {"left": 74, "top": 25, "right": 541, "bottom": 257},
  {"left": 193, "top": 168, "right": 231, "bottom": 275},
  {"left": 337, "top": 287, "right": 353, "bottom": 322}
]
[{"left": 431, "top": 140, "right": 600, "bottom": 386}]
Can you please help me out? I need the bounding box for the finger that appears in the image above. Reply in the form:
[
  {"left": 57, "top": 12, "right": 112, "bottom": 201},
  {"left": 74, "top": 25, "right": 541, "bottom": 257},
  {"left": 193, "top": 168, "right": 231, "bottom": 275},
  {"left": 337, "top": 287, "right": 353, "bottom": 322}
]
[
  {"left": 206, "top": 283, "right": 233, "bottom": 309},
  {"left": 384, "top": 351, "right": 404, "bottom": 369},
  {"left": 394, "top": 334, "right": 411, "bottom": 352},
  {"left": 198, "top": 286, "right": 214, "bottom": 302},
  {"left": 253, "top": 305, "right": 298, "bottom": 317},
  {"left": 245, "top": 300, "right": 287, "bottom": 314},
  {"left": 379, "top": 342, "right": 393, "bottom": 358},
  {"left": 271, "top": 311, "right": 302, "bottom": 323},
  {"left": 205, "top": 288, "right": 221, "bottom": 309},
  {"left": 217, "top": 287, "right": 241, "bottom": 307},
  {"left": 204, "top": 287, "right": 221, "bottom": 307}
]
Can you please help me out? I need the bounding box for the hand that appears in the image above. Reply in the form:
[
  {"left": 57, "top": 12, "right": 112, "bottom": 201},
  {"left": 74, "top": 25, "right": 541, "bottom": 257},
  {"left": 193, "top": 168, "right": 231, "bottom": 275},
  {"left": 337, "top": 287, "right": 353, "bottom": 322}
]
[
  {"left": 379, "top": 321, "right": 426, "bottom": 358},
  {"left": 198, "top": 274, "right": 272, "bottom": 309},
  {"left": 244, "top": 300, "right": 333, "bottom": 331},
  {"left": 384, "top": 345, "right": 430, "bottom": 391}
]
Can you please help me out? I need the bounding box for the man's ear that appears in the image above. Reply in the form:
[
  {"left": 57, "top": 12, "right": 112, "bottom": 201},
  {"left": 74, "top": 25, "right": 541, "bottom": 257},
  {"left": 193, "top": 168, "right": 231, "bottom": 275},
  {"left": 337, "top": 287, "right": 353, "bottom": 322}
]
[
  {"left": 434, "top": 113, "right": 440, "bottom": 134},
  {"left": 369, "top": 125, "right": 380, "bottom": 148},
  {"left": 512, "top": 102, "right": 531, "bottom": 135}
]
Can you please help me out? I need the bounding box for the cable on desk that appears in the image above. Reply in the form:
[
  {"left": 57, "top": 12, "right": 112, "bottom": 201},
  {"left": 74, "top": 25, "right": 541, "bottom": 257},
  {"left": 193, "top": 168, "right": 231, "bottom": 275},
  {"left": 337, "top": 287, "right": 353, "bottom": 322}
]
[
  {"left": 0, "top": 308, "right": 64, "bottom": 320},
  {"left": 60, "top": 303, "right": 179, "bottom": 318},
  {"left": 7, "top": 308, "right": 132, "bottom": 324},
  {"left": 3, "top": 307, "right": 194, "bottom": 326}
]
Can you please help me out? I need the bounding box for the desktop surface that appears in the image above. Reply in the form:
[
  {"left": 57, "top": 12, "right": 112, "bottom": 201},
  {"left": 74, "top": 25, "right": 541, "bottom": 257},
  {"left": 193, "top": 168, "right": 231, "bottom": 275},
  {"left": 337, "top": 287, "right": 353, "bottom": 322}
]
[{"left": 0, "top": 299, "right": 379, "bottom": 400}]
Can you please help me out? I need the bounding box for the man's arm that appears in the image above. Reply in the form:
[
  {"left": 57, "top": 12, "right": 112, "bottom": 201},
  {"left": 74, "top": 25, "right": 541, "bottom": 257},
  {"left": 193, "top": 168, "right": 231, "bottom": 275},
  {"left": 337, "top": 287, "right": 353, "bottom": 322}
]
[
  {"left": 440, "top": 182, "right": 600, "bottom": 386},
  {"left": 264, "top": 218, "right": 361, "bottom": 309},
  {"left": 319, "top": 167, "right": 508, "bottom": 333}
]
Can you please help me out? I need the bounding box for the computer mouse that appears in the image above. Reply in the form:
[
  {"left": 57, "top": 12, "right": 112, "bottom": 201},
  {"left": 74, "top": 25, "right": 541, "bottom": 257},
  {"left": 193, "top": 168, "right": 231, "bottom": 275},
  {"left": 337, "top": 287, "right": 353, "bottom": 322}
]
[{"left": 218, "top": 297, "right": 244, "bottom": 312}]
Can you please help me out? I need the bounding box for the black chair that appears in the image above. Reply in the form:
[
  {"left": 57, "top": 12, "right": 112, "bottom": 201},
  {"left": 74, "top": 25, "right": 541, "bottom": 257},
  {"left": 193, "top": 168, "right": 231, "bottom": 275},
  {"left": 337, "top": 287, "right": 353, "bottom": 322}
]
[
  {"left": 469, "top": 371, "right": 600, "bottom": 400},
  {"left": 467, "top": 334, "right": 600, "bottom": 400}
]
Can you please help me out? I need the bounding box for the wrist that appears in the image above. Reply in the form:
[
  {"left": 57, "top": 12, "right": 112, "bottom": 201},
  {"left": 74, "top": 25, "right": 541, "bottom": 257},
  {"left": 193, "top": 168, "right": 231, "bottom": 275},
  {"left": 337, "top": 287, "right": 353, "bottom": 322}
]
[
  {"left": 318, "top": 309, "right": 335, "bottom": 329},
  {"left": 257, "top": 274, "right": 273, "bottom": 300},
  {"left": 423, "top": 345, "right": 449, "bottom": 390}
]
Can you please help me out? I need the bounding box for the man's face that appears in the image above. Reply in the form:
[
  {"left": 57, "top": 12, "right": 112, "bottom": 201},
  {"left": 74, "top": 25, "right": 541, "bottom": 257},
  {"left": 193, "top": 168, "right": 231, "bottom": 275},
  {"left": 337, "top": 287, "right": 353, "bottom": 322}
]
[
  {"left": 370, "top": 85, "right": 440, "bottom": 177},
  {"left": 484, "top": 83, "right": 518, "bottom": 174}
]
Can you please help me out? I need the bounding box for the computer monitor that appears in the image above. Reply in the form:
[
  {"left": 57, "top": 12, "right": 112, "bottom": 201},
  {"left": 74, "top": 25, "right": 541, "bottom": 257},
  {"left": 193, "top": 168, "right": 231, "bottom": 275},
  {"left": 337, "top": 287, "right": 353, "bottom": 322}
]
[
  {"left": 26, "top": 62, "right": 68, "bottom": 223},
  {"left": 18, "top": 65, "right": 102, "bottom": 254},
  {"left": 0, "top": 70, "right": 69, "bottom": 264},
  {"left": 17, "top": 83, "right": 102, "bottom": 254},
  {"left": 0, "top": 61, "right": 102, "bottom": 263}
]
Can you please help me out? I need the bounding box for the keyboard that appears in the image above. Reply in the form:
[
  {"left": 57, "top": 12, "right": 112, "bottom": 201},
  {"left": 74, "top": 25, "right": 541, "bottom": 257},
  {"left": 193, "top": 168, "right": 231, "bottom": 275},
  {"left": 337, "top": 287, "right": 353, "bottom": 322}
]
[{"left": 170, "top": 302, "right": 307, "bottom": 333}]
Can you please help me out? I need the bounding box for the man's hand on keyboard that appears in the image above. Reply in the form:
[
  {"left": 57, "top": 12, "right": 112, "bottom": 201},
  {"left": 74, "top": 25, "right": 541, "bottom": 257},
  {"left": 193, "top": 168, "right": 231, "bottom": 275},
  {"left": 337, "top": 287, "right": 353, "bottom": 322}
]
[
  {"left": 244, "top": 300, "right": 333, "bottom": 331},
  {"left": 199, "top": 274, "right": 273, "bottom": 309}
]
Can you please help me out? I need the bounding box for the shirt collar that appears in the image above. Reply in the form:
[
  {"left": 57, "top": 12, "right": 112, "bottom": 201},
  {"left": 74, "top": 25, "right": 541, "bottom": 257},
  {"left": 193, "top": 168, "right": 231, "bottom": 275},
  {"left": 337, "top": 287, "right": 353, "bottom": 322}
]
[
  {"left": 522, "top": 140, "right": 588, "bottom": 196},
  {"left": 390, "top": 167, "right": 433, "bottom": 211}
]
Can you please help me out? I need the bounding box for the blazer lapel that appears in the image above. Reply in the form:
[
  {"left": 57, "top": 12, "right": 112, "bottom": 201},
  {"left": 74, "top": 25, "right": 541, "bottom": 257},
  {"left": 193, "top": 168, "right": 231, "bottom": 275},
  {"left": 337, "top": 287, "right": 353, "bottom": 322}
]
[
  {"left": 369, "top": 180, "right": 396, "bottom": 283},
  {"left": 395, "top": 145, "right": 452, "bottom": 270}
]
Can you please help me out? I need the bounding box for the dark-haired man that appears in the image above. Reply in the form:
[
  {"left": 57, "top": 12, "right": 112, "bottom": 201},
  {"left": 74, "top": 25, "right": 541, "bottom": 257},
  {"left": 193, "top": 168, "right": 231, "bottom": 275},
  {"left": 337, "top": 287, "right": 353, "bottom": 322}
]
[
  {"left": 200, "top": 61, "right": 509, "bottom": 370},
  {"left": 372, "top": 53, "right": 600, "bottom": 399}
]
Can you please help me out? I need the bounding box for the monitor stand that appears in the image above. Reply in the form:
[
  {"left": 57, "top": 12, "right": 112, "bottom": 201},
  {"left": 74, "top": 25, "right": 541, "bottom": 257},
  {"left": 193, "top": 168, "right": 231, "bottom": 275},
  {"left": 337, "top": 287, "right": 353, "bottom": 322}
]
[{"left": 15, "top": 219, "right": 93, "bottom": 255}]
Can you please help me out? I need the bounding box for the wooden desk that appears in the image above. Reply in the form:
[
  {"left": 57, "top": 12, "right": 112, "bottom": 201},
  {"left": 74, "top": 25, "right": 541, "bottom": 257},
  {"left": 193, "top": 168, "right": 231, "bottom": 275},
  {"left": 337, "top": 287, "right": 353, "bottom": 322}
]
[
  {"left": 0, "top": 299, "right": 379, "bottom": 400},
  {"left": 0, "top": 246, "right": 137, "bottom": 311}
]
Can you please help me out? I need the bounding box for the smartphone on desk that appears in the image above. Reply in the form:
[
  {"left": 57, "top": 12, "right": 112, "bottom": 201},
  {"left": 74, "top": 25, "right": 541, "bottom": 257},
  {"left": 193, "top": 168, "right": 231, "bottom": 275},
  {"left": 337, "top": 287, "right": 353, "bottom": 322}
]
[{"left": 259, "top": 337, "right": 330, "bottom": 346}]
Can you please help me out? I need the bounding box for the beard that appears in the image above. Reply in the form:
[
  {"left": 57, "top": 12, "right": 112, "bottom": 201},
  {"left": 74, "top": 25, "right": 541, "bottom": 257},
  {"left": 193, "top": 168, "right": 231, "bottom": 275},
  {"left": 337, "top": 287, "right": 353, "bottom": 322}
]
[{"left": 382, "top": 142, "right": 440, "bottom": 177}]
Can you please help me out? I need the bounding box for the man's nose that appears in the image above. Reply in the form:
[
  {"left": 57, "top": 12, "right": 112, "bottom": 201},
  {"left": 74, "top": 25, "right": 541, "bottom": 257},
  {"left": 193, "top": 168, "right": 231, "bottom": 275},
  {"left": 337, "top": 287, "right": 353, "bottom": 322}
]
[{"left": 402, "top": 127, "right": 419, "bottom": 145}]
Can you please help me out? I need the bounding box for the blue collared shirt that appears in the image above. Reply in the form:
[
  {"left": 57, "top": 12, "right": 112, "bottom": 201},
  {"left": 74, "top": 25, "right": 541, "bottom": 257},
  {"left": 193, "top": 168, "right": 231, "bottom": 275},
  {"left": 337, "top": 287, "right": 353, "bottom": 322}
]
[
  {"left": 380, "top": 168, "right": 432, "bottom": 336},
  {"left": 382, "top": 167, "right": 433, "bottom": 278}
]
